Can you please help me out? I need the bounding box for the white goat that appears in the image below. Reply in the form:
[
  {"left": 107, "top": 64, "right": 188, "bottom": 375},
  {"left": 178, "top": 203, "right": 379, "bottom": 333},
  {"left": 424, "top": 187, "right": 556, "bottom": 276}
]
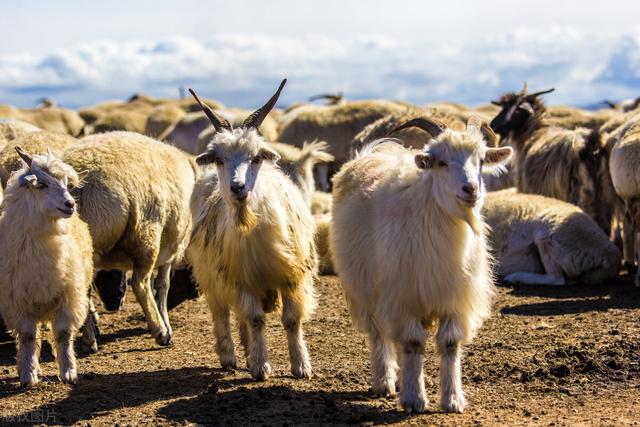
[
  {"left": 187, "top": 80, "right": 318, "bottom": 381},
  {"left": 0, "top": 148, "right": 94, "bottom": 386},
  {"left": 330, "top": 116, "right": 511, "bottom": 413}
]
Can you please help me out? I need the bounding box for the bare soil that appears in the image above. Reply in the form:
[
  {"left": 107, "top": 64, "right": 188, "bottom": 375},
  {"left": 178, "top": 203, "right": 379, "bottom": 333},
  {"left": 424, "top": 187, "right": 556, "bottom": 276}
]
[{"left": 1, "top": 274, "right": 639, "bottom": 426}]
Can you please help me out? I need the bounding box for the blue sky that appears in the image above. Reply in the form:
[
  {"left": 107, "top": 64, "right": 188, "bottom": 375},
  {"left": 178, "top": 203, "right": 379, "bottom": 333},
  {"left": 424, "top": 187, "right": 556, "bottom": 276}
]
[{"left": 2, "top": 1, "right": 640, "bottom": 108}]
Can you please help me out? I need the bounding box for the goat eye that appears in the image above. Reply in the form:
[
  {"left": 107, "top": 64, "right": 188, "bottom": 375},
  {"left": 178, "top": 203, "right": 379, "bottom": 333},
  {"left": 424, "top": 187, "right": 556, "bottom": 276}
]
[
  {"left": 214, "top": 159, "right": 224, "bottom": 166},
  {"left": 252, "top": 157, "right": 262, "bottom": 165},
  {"left": 37, "top": 182, "right": 47, "bottom": 189},
  {"left": 438, "top": 161, "right": 448, "bottom": 167}
]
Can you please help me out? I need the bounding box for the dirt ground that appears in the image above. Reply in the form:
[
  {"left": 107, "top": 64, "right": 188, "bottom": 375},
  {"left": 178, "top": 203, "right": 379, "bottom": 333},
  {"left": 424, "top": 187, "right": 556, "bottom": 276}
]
[{"left": 1, "top": 273, "right": 639, "bottom": 426}]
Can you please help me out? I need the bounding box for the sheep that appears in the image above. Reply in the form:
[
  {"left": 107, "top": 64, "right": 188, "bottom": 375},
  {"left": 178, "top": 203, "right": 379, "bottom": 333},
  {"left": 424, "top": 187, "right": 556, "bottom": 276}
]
[
  {"left": 88, "top": 109, "right": 149, "bottom": 134},
  {"left": 0, "top": 130, "right": 77, "bottom": 187},
  {"left": 63, "top": 131, "right": 197, "bottom": 346},
  {"left": 483, "top": 189, "right": 620, "bottom": 285},
  {"left": 159, "top": 112, "right": 211, "bottom": 153},
  {"left": 0, "top": 147, "right": 94, "bottom": 386},
  {"left": 187, "top": 80, "right": 318, "bottom": 380},
  {"left": 145, "top": 104, "right": 187, "bottom": 138},
  {"left": 0, "top": 104, "right": 85, "bottom": 137},
  {"left": 277, "top": 100, "right": 411, "bottom": 190},
  {"left": 490, "top": 84, "right": 616, "bottom": 234},
  {"left": 330, "top": 116, "right": 512, "bottom": 413},
  {"left": 545, "top": 105, "right": 619, "bottom": 131},
  {"left": 0, "top": 119, "right": 40, "bottom": 149},
  {"left": 608, "top": 114, "right": 640, "bottom": 286}
]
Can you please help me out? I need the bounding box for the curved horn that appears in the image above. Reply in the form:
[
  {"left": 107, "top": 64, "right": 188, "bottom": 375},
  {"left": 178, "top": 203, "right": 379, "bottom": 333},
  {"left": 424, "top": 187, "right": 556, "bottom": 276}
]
[
  {"left": 308, "top": 92, "right": 343, "bottom": 104},
  {"left": 390, "top": 117, "right": 446, "bottom": 139},
  {"left": 243, "top": 79, "right": 287, "bottom": 129},
  {"left": 520, "top": 82, "right": 528, "bottom": 96},
  {"left": 188, "top": 88, "right": 232, "bottom": 132},
  {"left": 526, "top": 88, "right": 555, "bottom": 99},
  {"left": 467, "top": 115, "right": 499, "bottom": 147}
]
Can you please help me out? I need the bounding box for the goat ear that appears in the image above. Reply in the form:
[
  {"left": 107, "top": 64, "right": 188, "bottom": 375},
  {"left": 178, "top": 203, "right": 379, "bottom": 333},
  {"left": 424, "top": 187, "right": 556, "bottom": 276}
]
[
  {"left": 415, "top": 153, "right": 433, "bottom": 169},
  {"left": 484, "top": 147, "right": 513, "bottom": 165},
  {"left": 77, "top": 170, "right": 89, "bottom": 183},
  {"left": 15, "top": 146, "right": 33, "bottom": 167},
  {"left": 259, "top": 146, "right": 280, "bottom": 163},
  {"left": 20, "top": 174, "right": 39, "bottom": 188},
  {"left": 195, "top": 151, "right": 218, "bottom": 166}
]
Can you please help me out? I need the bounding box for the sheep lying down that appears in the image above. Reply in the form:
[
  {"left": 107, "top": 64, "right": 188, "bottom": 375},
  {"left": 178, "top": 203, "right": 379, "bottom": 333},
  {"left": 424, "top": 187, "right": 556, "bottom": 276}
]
[{"left": 484, "top": 189, "right": 621, "bottom": 286}]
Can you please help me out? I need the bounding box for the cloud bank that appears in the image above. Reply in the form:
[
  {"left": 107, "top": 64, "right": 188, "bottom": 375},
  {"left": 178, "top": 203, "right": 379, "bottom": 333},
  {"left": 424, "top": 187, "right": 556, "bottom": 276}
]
[{"left": 1, "top": 28, "right": 640, "bottom": 109}]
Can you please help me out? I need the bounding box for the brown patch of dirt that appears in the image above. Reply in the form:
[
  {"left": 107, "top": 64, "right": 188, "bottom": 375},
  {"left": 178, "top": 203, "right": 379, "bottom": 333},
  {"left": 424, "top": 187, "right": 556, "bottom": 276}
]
[{"left": 1, "top": 275, "right": 639, "bottom": 425}]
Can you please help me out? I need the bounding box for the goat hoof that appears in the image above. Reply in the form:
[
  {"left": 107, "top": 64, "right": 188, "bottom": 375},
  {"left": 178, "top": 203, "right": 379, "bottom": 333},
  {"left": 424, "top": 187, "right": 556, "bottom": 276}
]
[
  {"left": 250, "top": 362, "right": 272, "bottom": 381},
  {"left": 220, "top": 358, "right": 237, "bottom": 371},
  {"left": 155, "top": 332, "right": 173, "bottom": 347},
  {"left": 441, "top": 392, "right": 467, "bottom": 413},
  {"left": 20, "top": 371, "right": 39, "bottom": 388},
  {"left": 372, "top": 381, "right": 396, "bottom": 397},
  {"left": 60, "top": 368, "right": 78, "bottom": 385},
  {"left": 81, "top": 340, "right": 98, "bottom": 354},
  {"left": 291, "top": 362, "right": 312, "bottom": 379},
  {"left": 400, "top": 392, "right": 427, "bottom": 413}
]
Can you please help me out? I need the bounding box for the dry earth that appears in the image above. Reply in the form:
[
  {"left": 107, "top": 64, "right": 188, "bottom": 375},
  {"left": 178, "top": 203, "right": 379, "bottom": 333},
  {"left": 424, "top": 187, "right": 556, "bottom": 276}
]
[{"left": 1, "top": 274, "right": 639, "bottom": 426}]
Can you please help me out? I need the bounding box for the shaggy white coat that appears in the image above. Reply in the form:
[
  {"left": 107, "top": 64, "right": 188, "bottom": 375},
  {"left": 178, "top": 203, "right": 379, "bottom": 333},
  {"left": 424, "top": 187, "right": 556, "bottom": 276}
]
[
  {"left": 331, "top": 122, "right": 511, "bottom": 413},
  {"left": 0, "top": 152, "right": 93, "bottom": 386},
  {"left": 188, "top": 128, "right": 317, "bottom": 381}
]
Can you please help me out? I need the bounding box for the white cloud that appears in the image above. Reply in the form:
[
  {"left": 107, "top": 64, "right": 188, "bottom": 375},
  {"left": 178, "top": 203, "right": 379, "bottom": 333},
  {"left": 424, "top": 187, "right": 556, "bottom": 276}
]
[{"left": 0, "top": 28, "right": 639, "bottom": 109}]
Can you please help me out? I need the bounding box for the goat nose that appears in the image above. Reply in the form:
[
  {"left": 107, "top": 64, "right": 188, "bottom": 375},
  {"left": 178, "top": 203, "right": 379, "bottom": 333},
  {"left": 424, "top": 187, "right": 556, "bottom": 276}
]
[
  {"left": 231, "top": 183, "right": 245, "bottom": 194},
  {"left": 64, "top": 199, "right": 75, "bottom": 208},
  {"left": 462, "top": 183, "right": 477, "bottom": 196}
]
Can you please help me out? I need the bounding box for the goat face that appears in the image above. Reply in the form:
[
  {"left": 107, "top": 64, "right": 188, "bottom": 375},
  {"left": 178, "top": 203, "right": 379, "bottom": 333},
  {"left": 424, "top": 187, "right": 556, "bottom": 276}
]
[
  {"left": 490, "top": 86, "right": 554, "bottom": 139},
  {"left": 415, "top": 129, "right": 512, "bottom": 215},
  {"left": 15, "top": 147, "right": 82, "bottom": 219},
  {"left": 197, "top": 129, "right": 280, "bottom": 206},
  {"left": 489, "top": 96, "right": 534, "bottom": 138}
]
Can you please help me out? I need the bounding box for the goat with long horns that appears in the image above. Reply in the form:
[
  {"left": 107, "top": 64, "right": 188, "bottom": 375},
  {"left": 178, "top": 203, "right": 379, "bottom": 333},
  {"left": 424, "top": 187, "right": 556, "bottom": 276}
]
[{"left": 186, "top": 79, "right": 319, "bottom": 381}]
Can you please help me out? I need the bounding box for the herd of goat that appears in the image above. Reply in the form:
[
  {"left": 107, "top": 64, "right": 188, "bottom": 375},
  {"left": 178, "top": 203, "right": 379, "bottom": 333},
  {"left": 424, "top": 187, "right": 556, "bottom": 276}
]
[{"left": 0, "top": 79, "right": 638, "bottom": 414}]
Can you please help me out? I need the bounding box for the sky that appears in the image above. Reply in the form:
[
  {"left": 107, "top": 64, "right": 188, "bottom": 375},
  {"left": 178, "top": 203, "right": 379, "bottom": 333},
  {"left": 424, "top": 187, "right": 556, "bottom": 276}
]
[{"left": 1, "top": 0, "right": 640, "bottom": 109}]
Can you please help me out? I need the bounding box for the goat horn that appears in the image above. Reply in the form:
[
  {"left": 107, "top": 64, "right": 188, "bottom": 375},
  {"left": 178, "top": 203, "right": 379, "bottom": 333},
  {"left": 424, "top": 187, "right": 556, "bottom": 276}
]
[
  {"left": 243, "top": 79, "right": 287, "bottom": 130},
  {"left": 188, "top": 88, "right": 232, "bottom": 132},
  {"left": 390, "top": 117, "right": 446, "bottom": 139},
  {"left": 467, "top": 115, "right": 499, "bottom": 147},
  {"left": 308, "top": 92, "right": 343, "bottom": 103},
  {"left": 526, "top": 88, "right": 555, "bottom": 99},
  {"left": 15, "top": 146, "right": 33, "bottom": 168}
]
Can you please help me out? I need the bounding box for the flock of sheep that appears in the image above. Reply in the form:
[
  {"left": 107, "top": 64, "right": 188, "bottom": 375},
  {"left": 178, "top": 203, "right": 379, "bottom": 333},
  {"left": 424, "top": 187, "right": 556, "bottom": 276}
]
[{"left": 0, "top": 78, "right": 637, "bottom": 414}]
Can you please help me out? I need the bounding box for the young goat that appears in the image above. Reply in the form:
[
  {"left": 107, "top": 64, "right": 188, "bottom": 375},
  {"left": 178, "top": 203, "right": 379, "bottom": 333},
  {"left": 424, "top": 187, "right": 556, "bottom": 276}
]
[
  {"left": 0, "top": 148, "right": 93, "bottom": 386},
  {"left": 187, "top": 80, "right": 318, "bottom": 380},
  {"left": 331, "top": 117, "right": 511, "bottom": 413}
]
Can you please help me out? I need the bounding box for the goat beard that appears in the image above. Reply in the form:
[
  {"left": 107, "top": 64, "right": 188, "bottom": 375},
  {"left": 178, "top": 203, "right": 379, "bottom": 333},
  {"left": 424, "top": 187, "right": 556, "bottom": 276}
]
[
  {"left": 234, "top": 203, "right": 258, "bottom": 233},
  {"left": 461, "top": 207, "right": 484, "bottom": 236}
]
